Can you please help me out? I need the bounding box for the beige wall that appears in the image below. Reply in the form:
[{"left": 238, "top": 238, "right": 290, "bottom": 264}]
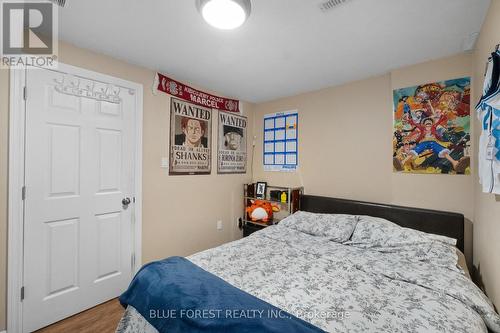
[
  {"left": 253, "top": 74, "right": 394, "bottom": 203},
  {"left": 0, "top": 42, "right": 254, "bottom": 330},
  {"left": 252, "top": 54, "right": 474, "bottom": 213},
  {"left": 472, "top": 0, "right": 500, "bottom": 309},
  {"left": 252, "top": 53, "right": 475, "bottom": 263}
]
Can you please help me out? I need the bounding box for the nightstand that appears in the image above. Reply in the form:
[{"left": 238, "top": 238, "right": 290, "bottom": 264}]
[
  {"left": 242, "top": 184, "right": 303, "bottom": 236},
  {"left": 242, "top": 223, "right": 266, "bottom": 237}
]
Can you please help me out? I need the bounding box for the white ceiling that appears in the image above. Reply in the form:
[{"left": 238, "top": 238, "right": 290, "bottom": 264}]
[{"left": 58, "top": 0, "right": 490, "bottom": 103}]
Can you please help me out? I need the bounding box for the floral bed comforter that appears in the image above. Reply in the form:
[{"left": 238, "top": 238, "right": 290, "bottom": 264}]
[{"left": 116, "top": 224, "right": 500, "bottom": 333}]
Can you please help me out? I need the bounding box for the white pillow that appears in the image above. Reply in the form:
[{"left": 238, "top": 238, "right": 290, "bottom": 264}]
[
  {"left": 349, "top": 215, "right": 457, "bottom": 247},
  {"left": 347, "top": 216, "right": 458, "bottom": 267},
  {"left": 279, "top": 211, "right": 358, "bottom": 243}
]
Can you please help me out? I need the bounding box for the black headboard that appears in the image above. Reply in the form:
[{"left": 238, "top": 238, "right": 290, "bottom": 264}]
[{"left": 300, "top": 195, "right": 465, "bottom": 252}]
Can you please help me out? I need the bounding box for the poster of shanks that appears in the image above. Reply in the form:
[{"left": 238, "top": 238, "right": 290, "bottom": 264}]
[
  {"left": 169, "top": 98, "right": 212, "bottom": 175},
  {"left": 218, "top": 111, "right": 247, "bottom": 174}
]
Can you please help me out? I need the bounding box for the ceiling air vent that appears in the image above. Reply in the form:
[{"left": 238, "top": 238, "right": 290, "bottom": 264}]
[{"left": 319, "top": 0, "right": 352, "bottom": 12}]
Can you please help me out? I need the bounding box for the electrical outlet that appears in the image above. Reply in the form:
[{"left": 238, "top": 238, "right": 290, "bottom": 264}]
[{"left": 217, "top": 220, "right": 223, "bottom": 230}]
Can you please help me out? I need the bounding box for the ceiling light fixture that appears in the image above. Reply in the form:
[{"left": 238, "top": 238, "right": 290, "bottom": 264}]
[{"left": 197, "top": 0, "right": 251, "bottom": 30}]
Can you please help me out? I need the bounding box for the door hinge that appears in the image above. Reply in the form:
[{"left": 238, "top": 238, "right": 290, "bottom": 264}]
[
  {"left": 23, "top": 86, "right": 27, "bottom": 101},
  {"left": 20, "top": 286, "right": 25, "bottom": 301},
  {"left": 21, "top": 186, "right": 26, "bottom": 200},
  {"left": 131, "top": 253, "right": 136, "bottom": 271},
  {"left": 133, "top": 197, "right": 136, "bottom": 203}
]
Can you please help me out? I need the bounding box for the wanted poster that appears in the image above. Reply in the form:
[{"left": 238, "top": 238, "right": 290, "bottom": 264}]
[
  {"left": 170, "top": 98, "right": 212, "bottom": 175},
  {"left": 218, "top": 111, "right": 247, "bottom": 174}
]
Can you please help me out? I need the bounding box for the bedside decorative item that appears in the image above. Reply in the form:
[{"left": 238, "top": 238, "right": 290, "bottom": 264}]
[
  {"left": 246, "top": 183, "right": 255, "bottom": 197},
  {"left": 242, "top": 184, "right": 303, "bottom": 236},
  {"left": 255, "top": 182, "right": 267, "bottom": 199},
  {"left": 246, "top": 200, "right": 280, "bottom": 224},
  {"left": 269, "top": 190, "right": 281, "bottom": 201},
  {"left": 280, "top": 191, "right": 288, "bottom": 203}
]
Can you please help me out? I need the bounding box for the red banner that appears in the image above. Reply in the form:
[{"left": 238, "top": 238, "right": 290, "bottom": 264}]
[{"left": 156, "top": 73, "right": 240, "bottom": 113}]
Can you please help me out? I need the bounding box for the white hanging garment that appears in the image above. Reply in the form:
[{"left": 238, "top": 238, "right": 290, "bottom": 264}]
[{"left": 477, "top": 50, "right": 500, "bottom": 194}]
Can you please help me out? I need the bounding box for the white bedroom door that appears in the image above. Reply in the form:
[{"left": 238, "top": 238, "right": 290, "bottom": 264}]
[{"left": 22, "top": 66, "right": 138, "bottom": 332}]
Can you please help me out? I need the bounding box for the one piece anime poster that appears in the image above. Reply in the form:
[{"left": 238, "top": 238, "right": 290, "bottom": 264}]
[
  {"left": 393, "top": 77, "right": 471, "bottom": 175},
  {"left": 169, "top": 97, "right": 212, "bottom": 175},
  {"left": 218, "top": 111, "right": 247, "bottom": 174}
]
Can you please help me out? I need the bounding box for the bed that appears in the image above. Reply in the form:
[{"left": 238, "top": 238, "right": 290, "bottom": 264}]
[{"left": 116, "top": 195, "right": 500, "bottom": 333}]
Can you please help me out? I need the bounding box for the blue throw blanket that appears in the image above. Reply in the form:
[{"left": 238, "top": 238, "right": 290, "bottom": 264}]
[{"left": 120, "top": 256, "right": 325, "bottom": 333}]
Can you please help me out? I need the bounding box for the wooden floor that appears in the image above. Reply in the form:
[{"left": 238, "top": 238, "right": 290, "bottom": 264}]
[{"left": 34, "top": 299, "right": 124, "bottom": 333}]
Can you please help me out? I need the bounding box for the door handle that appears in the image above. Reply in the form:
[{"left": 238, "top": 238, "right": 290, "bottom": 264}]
[{"left": 122, "top": 197, "right": 131, "bottom": 207}]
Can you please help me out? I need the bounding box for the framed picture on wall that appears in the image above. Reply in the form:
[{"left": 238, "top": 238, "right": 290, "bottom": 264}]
[
  {"left": 169, "top": 97, "right": 212, "bottom": 175},
  {"left": 217, "top": 111, "right": 248, "bottom": 174},
  {"left": 392, "top": 77, "right": 471, "bottom": 175},
  {"left": 255, "top": 182, "right": 267, "bottom": 199}
]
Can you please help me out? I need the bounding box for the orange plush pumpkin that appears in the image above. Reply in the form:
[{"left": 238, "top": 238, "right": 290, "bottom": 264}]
[{"left": 246, "top": 200, "right": 280, "bottom": 223}]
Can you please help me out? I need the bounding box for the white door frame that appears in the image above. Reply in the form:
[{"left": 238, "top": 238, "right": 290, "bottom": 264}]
[{"left": 7, "top": 63, "right": 143, "bottom": 333}]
